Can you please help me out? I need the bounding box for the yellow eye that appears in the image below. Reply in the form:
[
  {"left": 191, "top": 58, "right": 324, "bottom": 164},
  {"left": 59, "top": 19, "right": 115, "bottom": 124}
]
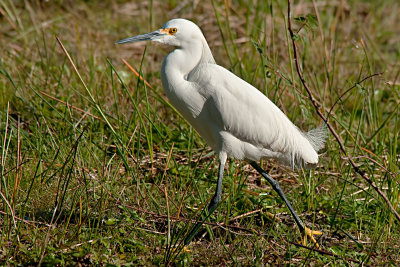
[{"left": 169, "top": 28, "right": 177, "bottom": 35}]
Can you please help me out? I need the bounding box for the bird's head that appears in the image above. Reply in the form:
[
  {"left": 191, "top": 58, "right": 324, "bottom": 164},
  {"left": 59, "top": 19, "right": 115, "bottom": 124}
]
[{"left": 116, "top": 18, "right": 204, "bottom": 47}]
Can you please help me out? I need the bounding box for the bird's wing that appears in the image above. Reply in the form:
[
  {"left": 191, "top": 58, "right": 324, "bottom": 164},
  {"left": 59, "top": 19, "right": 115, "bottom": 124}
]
[{"left": 191, "top": 64, "right": 313, "bottom": 158}]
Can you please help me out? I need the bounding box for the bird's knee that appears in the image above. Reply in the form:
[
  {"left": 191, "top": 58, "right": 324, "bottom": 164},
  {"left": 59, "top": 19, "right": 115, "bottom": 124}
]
[
  {"left": 211, "top": 194, "right": 221, "bottom": 205},
  {"left": 269, "top": 178, "right": 280, "bottom": 189}
]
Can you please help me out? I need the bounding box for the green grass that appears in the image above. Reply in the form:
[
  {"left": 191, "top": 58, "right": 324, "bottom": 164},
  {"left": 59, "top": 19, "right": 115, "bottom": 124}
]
[{"left": 1, "top": 0, "right": 399, "bottom": 265}]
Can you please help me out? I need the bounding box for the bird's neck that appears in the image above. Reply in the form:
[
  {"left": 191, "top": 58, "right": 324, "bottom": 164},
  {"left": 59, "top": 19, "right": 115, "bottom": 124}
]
[
  {"left": 163, "top": 44, "right": 202, "bottom": 78},
  {"left": 161, "top": 39, "right": 215, "bottom": 86}
]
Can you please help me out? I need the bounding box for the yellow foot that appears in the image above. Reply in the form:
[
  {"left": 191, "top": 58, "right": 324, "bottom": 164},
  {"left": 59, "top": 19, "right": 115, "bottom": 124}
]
[
  {"left": 182, "top": 246, "right": 191, "bottom": 253},
  {"left": 171, "top": 245, "right": 191, "bottom": 254},
  {"left": 301, "top": 226, "right": 322, "bottom": 249}
]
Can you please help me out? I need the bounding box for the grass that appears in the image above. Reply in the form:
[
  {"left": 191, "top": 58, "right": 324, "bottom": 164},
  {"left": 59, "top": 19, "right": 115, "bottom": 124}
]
[{"left": 1, "top": 0, "right": 399, "bottom": 265}]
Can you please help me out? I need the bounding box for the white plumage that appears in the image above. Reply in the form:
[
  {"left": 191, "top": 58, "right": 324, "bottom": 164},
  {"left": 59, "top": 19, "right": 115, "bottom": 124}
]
[
  {"left": 157, "top": 19, "right": 325, "bottom": 168},
  {"left": 117, "top": 18, "right": 326, "bottom": 247}
]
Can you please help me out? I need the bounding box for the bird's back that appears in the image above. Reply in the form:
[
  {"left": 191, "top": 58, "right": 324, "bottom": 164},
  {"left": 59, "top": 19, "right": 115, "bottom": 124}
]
[{"left": 188, "top": 64, "right": 326, "bottom": 168}]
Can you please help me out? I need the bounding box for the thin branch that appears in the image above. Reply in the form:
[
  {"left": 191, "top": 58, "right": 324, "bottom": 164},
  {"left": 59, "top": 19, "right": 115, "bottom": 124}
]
[
  {"left": 123, "top": 204, "right": 256, "bottom": 234},
  {"left": 327, "top": 72, "right": 383, "bottom": 120},
  {"left": 287, "top": 0, "right": 400, "bottom": 222},
  {"left": 287, "top": 240, "right": 361, "bottom": 264}
]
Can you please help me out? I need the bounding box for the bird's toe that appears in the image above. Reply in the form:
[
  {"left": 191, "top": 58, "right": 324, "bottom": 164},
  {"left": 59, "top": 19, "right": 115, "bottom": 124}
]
[{"left": 301, "top": 226, "right": 322, "bottom": 249}]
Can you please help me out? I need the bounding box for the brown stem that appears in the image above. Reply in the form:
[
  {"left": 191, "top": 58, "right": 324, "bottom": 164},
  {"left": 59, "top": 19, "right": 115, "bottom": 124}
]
[
  {"left": 326, "top": 72, "right": 383, "bottom": 121},
  {"left": 287, "top": 0, "right": 400, "bottom": 222}
]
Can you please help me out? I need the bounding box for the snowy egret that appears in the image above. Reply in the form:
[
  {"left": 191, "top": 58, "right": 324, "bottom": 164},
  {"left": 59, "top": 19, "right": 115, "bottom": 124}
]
[{"left": 116, "top": 18, "right": 326, "bottom": 247}]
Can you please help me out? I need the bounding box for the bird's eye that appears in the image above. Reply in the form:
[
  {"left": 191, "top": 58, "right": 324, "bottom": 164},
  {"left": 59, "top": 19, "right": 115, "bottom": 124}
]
[{"left": 169, "top": 28, "right": 177, "bottom": 35}]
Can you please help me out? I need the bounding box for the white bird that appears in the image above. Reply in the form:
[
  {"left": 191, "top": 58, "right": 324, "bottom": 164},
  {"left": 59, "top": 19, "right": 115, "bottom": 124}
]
[{"left": 116, "top": 18, "right": 326, "bottom": 247}]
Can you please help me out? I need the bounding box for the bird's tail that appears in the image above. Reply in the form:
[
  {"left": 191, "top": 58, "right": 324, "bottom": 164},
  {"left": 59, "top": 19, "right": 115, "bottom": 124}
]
[
  {"left": 304, "top": 125, "right": 328, "bottom": 152},
  {"left": 278, "top": 125, "right": 327, "bottom": 169}
]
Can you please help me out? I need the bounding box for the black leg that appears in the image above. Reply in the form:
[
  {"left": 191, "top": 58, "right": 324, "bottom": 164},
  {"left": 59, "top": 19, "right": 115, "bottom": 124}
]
[
  {"left": 184, "top": 158, "right": 226, "bottom": 245},
  {"left": 206, "top": 159, "right": 224, "bottom": 214},
  {"left": 250, "top": 161, "right": 305, "bottom": 232}
]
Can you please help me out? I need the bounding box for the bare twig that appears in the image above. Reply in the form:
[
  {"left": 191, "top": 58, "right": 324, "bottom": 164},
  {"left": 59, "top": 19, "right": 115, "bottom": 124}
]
[
  {"left": 287, "top": 0, "right": 400, "bottom": 222},
  {"left": 327, "top": 72, "right": 383, "bottom": 120},
  {"left": 123, "top": 204, "right": 256, "bottom": 234},
  {"left": 287, "top": 240, "right": 362, "bottom": 264},
  {"left": 354, "top": 155, "right": 398, "bottom": 182}
]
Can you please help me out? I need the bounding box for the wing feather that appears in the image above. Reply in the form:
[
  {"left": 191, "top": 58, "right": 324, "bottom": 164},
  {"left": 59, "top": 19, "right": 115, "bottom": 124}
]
[{"left": 190, "top": 64, "right": 318, "bottom": 164}]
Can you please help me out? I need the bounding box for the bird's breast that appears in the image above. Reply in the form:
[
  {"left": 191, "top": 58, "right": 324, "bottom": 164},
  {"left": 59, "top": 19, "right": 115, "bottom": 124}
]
[{"left": 161, "top": 72, "right": 222, "bottom": 151}]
